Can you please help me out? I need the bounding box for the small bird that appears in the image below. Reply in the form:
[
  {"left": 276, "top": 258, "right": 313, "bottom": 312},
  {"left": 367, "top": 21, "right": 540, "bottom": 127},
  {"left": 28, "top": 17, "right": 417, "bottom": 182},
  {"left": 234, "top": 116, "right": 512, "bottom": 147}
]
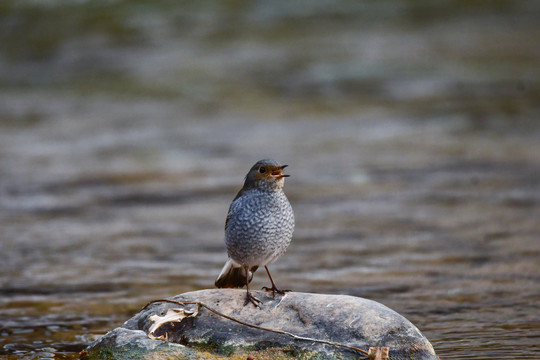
[{"left": 215, "top": 159, "right": 295, "bottom": 306}]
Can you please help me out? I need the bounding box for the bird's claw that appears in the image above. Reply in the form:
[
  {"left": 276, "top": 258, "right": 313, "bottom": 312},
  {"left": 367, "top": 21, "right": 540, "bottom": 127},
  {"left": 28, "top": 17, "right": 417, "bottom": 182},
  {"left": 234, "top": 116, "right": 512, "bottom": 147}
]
[
  {"left": 262, "top": 285, "right": 291, "bottom": 297},
  {"left": 244, "top": 292, "right": 261, "bottom": 307}
]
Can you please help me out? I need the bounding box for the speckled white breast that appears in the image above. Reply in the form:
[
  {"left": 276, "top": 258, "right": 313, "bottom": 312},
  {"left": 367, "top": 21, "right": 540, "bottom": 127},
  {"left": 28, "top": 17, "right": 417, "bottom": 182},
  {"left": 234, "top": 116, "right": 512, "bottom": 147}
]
[{"left": 224, "top": 187, "right": 294, "bottom": 267}]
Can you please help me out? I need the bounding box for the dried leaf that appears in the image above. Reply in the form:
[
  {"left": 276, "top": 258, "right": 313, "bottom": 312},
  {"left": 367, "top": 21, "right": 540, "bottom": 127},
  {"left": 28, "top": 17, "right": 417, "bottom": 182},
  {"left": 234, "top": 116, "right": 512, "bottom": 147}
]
[
  {"left": 148, "top": 307, "right": 198, "bottom": 339},
  {"left": 368, "top": 347, "right": 389, "bottom": 360}
]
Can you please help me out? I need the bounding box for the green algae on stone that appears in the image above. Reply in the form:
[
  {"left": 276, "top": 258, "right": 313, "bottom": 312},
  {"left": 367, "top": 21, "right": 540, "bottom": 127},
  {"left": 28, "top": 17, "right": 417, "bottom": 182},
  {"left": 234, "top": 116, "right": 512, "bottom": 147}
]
[{"left": 83, "top": 328, "right": 195, "bottom": 360}]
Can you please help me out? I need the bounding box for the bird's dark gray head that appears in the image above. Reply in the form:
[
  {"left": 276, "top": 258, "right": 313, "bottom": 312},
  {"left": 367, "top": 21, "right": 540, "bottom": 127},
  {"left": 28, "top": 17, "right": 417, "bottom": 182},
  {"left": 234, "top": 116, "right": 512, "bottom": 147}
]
[{"left": 242, "top": 159, "right": 289, "bottom": 191}]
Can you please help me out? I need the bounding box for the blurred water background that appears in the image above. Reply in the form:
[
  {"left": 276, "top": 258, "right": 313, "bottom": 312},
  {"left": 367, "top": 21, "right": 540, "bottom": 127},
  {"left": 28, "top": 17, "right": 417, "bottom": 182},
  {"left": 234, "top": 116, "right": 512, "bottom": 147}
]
[{"left": 1, "top": 1, "right": 539, "bottom": 359}]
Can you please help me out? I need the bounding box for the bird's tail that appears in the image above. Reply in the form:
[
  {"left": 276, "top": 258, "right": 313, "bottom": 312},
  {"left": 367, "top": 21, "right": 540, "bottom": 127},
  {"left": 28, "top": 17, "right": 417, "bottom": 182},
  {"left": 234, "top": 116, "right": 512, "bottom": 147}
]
[{"left": 215, "top": 258, "right": 258, "bottom": 288}]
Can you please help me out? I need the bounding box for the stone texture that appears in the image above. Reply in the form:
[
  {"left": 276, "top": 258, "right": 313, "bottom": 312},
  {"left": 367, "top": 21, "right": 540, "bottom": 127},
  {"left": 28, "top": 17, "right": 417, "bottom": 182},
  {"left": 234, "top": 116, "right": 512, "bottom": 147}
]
[{"left": 85, "top": 289, "right": 438, "bottom": 360}]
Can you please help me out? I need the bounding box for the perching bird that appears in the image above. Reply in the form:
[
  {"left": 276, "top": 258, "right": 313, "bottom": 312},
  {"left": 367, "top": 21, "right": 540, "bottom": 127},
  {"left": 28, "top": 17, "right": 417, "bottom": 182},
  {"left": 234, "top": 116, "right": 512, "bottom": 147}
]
[{"left": 215, "top": 159, "right": 295, "bottom": 306}]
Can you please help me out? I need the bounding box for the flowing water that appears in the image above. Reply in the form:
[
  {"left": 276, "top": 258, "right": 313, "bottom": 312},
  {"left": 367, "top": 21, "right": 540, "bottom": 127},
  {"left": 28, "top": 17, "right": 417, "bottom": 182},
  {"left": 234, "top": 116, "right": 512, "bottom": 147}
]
[{"left": 1, "top": 1, "right": 539, "bottom": 359}]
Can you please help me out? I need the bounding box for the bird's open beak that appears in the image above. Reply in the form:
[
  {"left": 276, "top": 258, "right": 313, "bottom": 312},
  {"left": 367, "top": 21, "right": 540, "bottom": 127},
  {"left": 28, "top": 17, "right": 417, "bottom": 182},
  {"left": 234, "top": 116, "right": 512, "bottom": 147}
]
[{"left": 272, "top": 165, "right": 290, "bottom": 178}]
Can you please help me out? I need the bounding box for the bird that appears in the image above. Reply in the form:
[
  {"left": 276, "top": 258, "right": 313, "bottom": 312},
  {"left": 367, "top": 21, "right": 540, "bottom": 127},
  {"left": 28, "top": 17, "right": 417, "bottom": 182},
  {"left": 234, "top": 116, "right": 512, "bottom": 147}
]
[{"left": 215, "top": 159, "right": 295, "bottom": 306}]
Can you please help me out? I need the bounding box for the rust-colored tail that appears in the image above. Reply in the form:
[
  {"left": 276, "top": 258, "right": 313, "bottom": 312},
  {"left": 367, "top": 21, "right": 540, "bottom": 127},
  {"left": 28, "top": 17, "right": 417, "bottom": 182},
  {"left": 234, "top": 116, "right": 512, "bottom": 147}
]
[{"left": 215, "top": 259, "right": 258, "bottom": 288}]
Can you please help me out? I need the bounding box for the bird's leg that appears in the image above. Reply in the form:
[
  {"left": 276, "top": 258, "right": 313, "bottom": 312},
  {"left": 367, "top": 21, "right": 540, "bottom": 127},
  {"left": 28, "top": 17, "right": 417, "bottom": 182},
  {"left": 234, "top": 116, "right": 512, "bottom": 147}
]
[
  {"left": 262, "top": 266, "right": 291, "bottom": 297},
  {"left": 244, "top": 266, "right": 261, "bottom": 307}
]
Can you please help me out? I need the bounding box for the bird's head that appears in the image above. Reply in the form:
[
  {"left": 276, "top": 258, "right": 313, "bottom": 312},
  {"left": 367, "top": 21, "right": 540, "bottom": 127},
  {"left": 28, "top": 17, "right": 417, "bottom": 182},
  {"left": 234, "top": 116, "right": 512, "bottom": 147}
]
[{"left": 243, "top": 159, "right": 290, "bottom": 190}]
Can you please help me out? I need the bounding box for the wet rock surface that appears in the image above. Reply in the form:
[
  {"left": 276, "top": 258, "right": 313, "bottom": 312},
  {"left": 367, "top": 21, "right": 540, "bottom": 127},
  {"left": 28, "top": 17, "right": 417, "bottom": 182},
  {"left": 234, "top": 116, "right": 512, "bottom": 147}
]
[{"left": 86, "top": 289, "right": 437, "bottom": 360}]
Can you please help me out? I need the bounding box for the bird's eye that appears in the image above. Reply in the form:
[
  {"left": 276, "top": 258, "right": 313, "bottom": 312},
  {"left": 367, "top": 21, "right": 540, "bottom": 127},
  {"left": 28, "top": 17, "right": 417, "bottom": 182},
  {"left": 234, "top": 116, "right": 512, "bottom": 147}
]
[{"left": 259, "top": 167, "right": 266, "bottom": 173}]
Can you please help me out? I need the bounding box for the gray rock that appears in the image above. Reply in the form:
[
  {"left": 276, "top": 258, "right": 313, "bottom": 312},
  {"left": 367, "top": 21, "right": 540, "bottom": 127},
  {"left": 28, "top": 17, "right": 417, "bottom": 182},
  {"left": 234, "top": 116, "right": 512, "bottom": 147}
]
[{"left": 85, "top": 289, "right": 438, "bottom": 360}]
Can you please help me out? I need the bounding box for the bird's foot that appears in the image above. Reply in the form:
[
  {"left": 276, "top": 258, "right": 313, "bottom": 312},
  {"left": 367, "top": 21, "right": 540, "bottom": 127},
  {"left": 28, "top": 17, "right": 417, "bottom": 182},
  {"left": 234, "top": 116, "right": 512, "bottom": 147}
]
[
  {"left": 244, "top": 291, "right": 261, "bottom": 307},
  {"left": 262, "top": 285, "right": 291, "bottom": 297}
]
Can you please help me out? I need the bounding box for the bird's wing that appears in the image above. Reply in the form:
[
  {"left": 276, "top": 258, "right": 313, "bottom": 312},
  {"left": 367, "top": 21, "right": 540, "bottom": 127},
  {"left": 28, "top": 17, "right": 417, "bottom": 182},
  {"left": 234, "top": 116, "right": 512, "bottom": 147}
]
[
  {"left": 225, "top": 189, "right": 244, "bottom": 230},
  {"left": 225, "top": 212, "right": 231, "bottom": 231}
]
